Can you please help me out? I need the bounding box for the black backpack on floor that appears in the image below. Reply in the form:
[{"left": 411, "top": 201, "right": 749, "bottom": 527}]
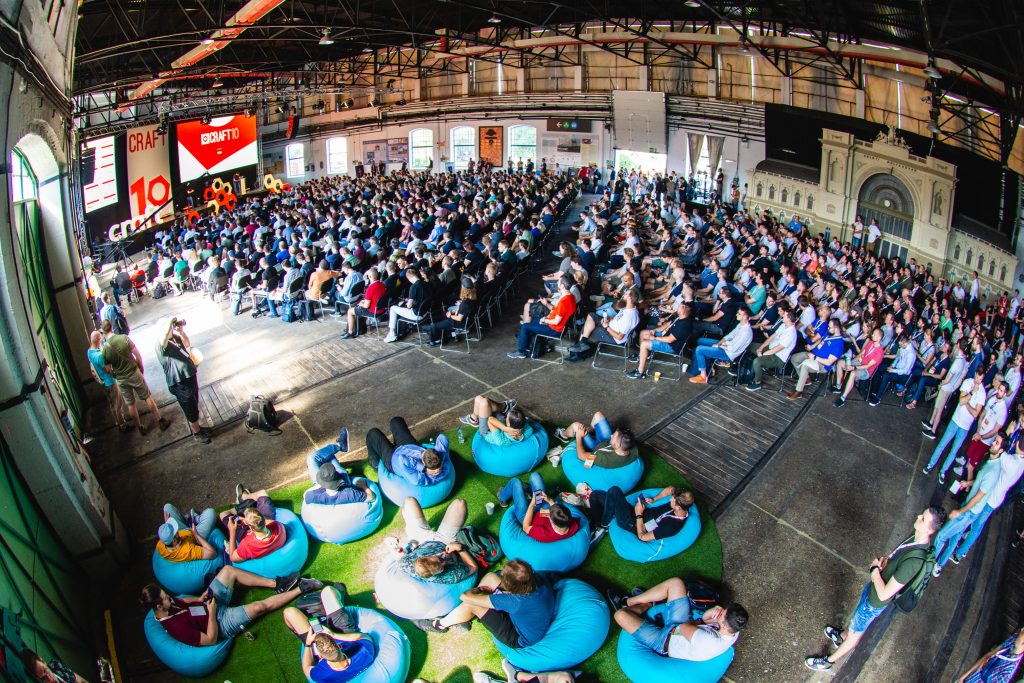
[{"left": 245, "top": 395, "right": 280, "bottom": 434}]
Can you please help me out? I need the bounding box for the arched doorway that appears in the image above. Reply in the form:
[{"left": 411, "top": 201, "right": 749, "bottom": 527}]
[{"left": 856, "top": 173, "right": 915, "bottom": 261}]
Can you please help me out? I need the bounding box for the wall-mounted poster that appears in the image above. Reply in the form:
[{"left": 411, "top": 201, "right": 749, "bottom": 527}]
[
  {"left": 386, "top": 138, "right": 408, "bottom": 164},
  {"left": 478, "top": 126, "right": 504, "bottom": 167},
  {"left": 126, "top": 123, "right": 174, "bottom": 226},
  {"left": 362, "top": 139, "right": 387, "bottom": 163}
]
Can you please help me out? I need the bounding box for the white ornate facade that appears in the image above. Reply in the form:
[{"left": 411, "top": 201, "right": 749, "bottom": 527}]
[{"left": 749, "top": 128, "right": 1018, "bottom": 294}]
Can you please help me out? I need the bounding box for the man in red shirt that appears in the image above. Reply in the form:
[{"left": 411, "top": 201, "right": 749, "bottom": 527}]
[
  {"left": 508, "top": 276, "right": 577, "bottom": 359},
  {"left": 219, "top": 488, "right": 287, "bottom": 562},
  {"left": 343, "top": 268, "right": 388, "bottom": 339},
  {"left": 496, "top": 472, "right": 581, "bottom": 543}
]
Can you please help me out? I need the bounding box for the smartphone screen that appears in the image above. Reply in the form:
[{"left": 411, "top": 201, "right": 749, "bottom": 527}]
[{"left": 310, "top": 620, "right": 324, "bottom": 634}]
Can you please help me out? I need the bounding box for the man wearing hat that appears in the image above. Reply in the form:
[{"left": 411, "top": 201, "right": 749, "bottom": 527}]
[
  {"left": 156, "top": 504, "right": 219, "bottom": 562},
  {"left": 304, "top": 462, "right": 376, "bottom": 506}
]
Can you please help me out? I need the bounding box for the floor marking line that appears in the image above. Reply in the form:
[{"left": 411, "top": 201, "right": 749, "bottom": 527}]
[
  {"left": 818, "top": 416, "right": 915, "bottom": 467},
  {"left": 746, "top": 501, "right": 860, "bottom": 571},
  {"left": 290, "top": 411, "right": 318, "bottom": 447}
]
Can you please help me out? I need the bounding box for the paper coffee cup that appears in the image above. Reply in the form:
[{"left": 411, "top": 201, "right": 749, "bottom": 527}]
[
  {"left": 485, "top": 502, "right": 495, "bottom": 515},
  {"left": 654, "top": 371, "right": 661, "bottom": 380}
]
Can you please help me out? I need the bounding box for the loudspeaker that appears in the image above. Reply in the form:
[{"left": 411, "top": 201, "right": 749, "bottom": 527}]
[{"left": 79, "top": 146, "right": 96, "bottom": 185}]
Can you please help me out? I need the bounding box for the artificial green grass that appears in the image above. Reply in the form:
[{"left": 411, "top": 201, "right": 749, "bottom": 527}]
[{"left": 198, "top": 425, "right": 723, "bottom": 683}]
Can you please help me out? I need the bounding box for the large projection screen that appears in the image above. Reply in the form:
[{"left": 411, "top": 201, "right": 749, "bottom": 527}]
[
  {"left": 82, "top": 136, "right": 118, "bottom": 213},
  {"left": 176, "top": 114, "right": 258, "bottom": 183}
]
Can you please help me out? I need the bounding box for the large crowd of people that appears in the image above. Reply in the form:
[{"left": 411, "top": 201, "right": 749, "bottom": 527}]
[{"left": 84, "top": 158, "right": 1024, "bottom": 682}]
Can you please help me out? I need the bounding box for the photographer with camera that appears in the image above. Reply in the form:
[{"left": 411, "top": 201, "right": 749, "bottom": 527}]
[{"left": 156, "top": 316, "right": 210, "bottom": 444}]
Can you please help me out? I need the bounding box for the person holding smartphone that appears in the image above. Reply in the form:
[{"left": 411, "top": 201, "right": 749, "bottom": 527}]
[{"left": 495, "top": 472, "right": 580, "bottom": 543}]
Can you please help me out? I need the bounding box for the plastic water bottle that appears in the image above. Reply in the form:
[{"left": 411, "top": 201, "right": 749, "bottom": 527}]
[{"left": 457, "top": 426, "right": 465, "bottom": 444}]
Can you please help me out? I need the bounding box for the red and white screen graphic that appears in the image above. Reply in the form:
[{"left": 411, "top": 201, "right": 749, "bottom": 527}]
[
  {"left": 126, "top": 124, "right": 174, "bottom": 225},
  {"left": 176, "top": 114, "right": 258, "bottom": 183},
  {"left": 82, "top": 136, "right": 118, "bottom": 213}
]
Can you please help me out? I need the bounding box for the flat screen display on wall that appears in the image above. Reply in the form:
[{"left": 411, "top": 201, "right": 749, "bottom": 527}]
[
  {"left": 82, "top": 136, "right": 118, "bottom": 213},
  {"left": 176, "top": 114, "right": 258, "bottom": 183}
]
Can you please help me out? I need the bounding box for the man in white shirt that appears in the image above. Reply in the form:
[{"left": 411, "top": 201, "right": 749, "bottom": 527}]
[
  {"left": 689, "top": 308, "right": 754, "bottom": 384},
  {"left": 969, "top": 272, "right": 981, "bottom": 310},
  {"left": 567, "top": 291, "right": 640, "bottom": 361},
  {"left": 746, "top": 310, "right": 797, "bottom": 391},
  {"left": 962, "top": 381, "right": 1008, "bottom": 483},
  {"left": 923, "top": 367, "right": 987, "bottom": 484},
  {"left": 866, "top": 219, "right": 882, "bottom": 252},
  {"left": 611, "top": 577, "right": 747, "bottom": 662},
  {"left": 924, "top": 341, "right": 968, "bottom": 438}
]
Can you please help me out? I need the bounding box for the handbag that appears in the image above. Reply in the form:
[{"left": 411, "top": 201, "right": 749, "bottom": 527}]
[{"left": 188, "top": 347, "right": 203, "bottom": 366}]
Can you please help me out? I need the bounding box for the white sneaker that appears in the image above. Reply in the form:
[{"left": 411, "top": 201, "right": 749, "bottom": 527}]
[
  {"left": 953, "top": 466, "right": 964, "bottom": 477},
  {"left": 383, "top": 334, "right": 398, "bottom": 343}
]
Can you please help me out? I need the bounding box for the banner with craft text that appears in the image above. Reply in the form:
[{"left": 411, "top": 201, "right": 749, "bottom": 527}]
[{"left": 125, "top": 124, "right": 174, "bottom": 228}]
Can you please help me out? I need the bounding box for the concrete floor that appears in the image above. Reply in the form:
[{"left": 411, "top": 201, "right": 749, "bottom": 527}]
[{"left": 94, "top": 218, "right": 997, "bottom": 682}]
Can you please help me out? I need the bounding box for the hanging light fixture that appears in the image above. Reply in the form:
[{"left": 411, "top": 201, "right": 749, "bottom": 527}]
[
  {"left": 211, "top": 77, "right": 224, "bottom": 88},
  {"left": 487, "top": 14, "right": 501, "bottom": 24},
  {"left": 923, "top": 62, "right": 942, "bottom": 79},
  {"left": 319, "top": 29, "right": 334, "bottom": 45},
  {"left": 684, "top": 0, "right": 701, "bottom": 7}
]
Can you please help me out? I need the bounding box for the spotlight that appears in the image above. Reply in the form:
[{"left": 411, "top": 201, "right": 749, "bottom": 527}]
[
  {"left": 487, "top": 14, "right": 501, "bottom": 24},
  {"left": 928, "top": 121, "right": 941, "bottom": 135},
  {"left": 684, "top": 0, "right": 701, "bottom": 7},
  {"left": 211, "top": 77, "right": 224, "bottom": 88},
  {"left": 201, "top": 35, "right": 215, "bottom": 45},
  {"left": 275, "top": 104, "right": 284, "bottom": 114},
  {"left": 245, "top": 106, "right": 256, "bottom": 116},
  {"left": 923, "top": 63, "right": 942, "bottom": 79},
  {"left": 362, "top": 47, "right": 373, "bottom": 53},
  {"left": 319, "top": 29, "right": 334, "bottom": 45}
]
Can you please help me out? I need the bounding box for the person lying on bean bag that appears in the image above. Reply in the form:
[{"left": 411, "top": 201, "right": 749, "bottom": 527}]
[
  {"left": 284, "top": 587, "right": 375, "bottom": 682},
  {"left": 156, "top": 503, "right": 219, "bottom": 563},
  {"left": 460, "top": 394, "right": 526, "bottom": 447},
  {"left": 218, "top": 486, "right": 287, "bottom": 562},
  {"left": 610, "top": 577, "right": 747, "bottom": 661},
  {"left": 414, "top": 559, "right": 554, "bottom": 649},
  {"left": 141, "top": 566, "right": 323, "bottom": 648},
  {"left": 367, "top": 416, "right": 451, "bottom": 487},
  {"left": 589, "top": 485, "right": 693, "bottom": 545},
  {"left": 305, "top": 463, "right": 377, "bottom": 506},
  {"left": 556, "top": 411, "right": 640, "bottom": 470},
  {"left": 498, "top": 473, "right": 580, "bottom": 543}
]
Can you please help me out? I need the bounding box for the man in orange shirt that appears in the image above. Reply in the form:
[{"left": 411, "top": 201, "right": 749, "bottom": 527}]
[
  {"left": 508, "top": 276, "right": 577, "bottom": 359},
  {"left": 156, "top": 504, "right": 219, "bottom": 562}
]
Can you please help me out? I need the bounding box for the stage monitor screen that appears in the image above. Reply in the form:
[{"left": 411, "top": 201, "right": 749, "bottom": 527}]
[
  {"left": 82, "top": 136, "right": 118, "bottom": 213},
  {"left": 176, "top": 114, "right": 258, "bottom": 183}
]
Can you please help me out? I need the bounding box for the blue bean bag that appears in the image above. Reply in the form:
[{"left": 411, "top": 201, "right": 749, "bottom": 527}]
[
  {"left": 494, "top": 578, "right": 609, "bottom": 671},
  {"left": 377, "top": 445, "right": 456, "bottom": 508},
  {"left": 608, "top": 489, "right": 702, "bottom": 563},
  {"left": 144, "top": 608, "right": 232, "bottom": 677},
  {"left": 152, "top": 528, "right": 227, "bottom": 596},
  {"left": 232, "top": 508, "right": 309, "bottom": 578},
  {"left": 472, "top": 421, "right": 549, "bottom": 477},
  {"left": 498, "top": 505, "right": 590, "bottom": 573},
  {"left": 373, "top": 556, "right": 478, "bottom": 619},
  {"left": 299, "top": 607, "right": 410, "bottom": 683},
  {"left": 617, "top": 625, "right": 734, "bottom": 683},
  {"left": 301, "top": 478, "right": 384, "bottom": 544},
  {"left": 561, "top": 442, "right": 644, "bottom": 492}
]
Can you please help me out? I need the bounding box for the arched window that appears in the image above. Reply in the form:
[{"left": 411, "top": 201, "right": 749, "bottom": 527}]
[
  {"left": 794, "top": 191, "right": 801, "bottom": 207},
  {"left": 954, "top": 244, "right": 961, "bottom": 260},
  {"left": 756, "top": 182, "right": 763, "bottom": 197},
  {"left": 990, "top": 260, "right": 996, "bottom": 277},
  {"left": 450, "top": 126, "right": 475, "bottom": 169},
  {"left": 1001, "top": 265, "right": 1008, "bottom": 282},
  {"left": 978, "top": 254, "right": 985, "bottom": 270},
  {"left": 409, "top": 128, "right": 434, "bottom": 170},
  {"left": 326, "top": 137, "right": 348, "bottom": 175},
  {"left": 806, "top": 195, "right": 813, "bottom": 210},
  {"left": 11, "top": 149, "right": 37, "bottom": 202},
  {"left": 768, "top": 185, "right": 776, "bottom": 200},
  {"left": 508, "top": 125, "right": 537, "bottom": 164},
  {"left": 286, "top": 142, "right": 304, "bottom": 178},
  {"left": 966, "top": 249, "right": 973, "bottom": 266},
  {"left": 781, "top": 188, "right": 789, "bottom": 203}
]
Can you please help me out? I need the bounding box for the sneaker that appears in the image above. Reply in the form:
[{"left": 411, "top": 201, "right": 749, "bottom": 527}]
[
  {"left": 555, "top": 427, "right": 572, "bottom": 442},
  {"left": 383, "top": 334, "right": 398, "bottom": 343},
  {"left": 689, "top": 375, "right": 708, "bottom": 384},
  {"left": 590, "top": 526, "right": 608, "bottom": 547},
  {"left": 565, "top": 353, "right": 584, "bottom": 363},
  {"left": 275, "top": 572, "right": 300, "bottom": 593},
  {"left": 568, "top": 341, "right": 589, "bottom": 353},
  {"left": 829, "top": 384, "right": 842, "bottom": 394},
  {"left": 922, "top": 428, "right": 937, "bottom": 440},
  {"left": 192, "top": 430, "right": 211, "bottom": 444},
  {"left": 824, "top": 625, "right": 844, "bottom": 648},
  {"left": 787, "top": 390, "right": 803, "bottom": 400},
  {"left": 297, "top": 577, "right": 325, "bottom": 594},
  {"left": 833, "top": 397, "right": 846, "bottom": 408},
  {"left": 954, "top": 456, "right": 966, "bottom": 466},
  {"left": 340, "top": 332, "right": 354, "bottom": 339},
  {"left": 495, "top": 488, "right": 510, "bottom": 508},
  {"left": 605, "top": 587, "right": 628, "bottom": 611},
  {"left": 938, "top": 471, "right": 947, "bottom": 485},
  {"left": 501, "top": 659, "right": 521, "bottom": 683},
  {"left": 714, "top": 360, "right": 732, "bottom": 369},
  {"left": 559, "top": 492, "right": 583, "bottom": 506},
  {"left": 804, "top": 657, "right": 833, "bottom": 671},
  {"left": 868, "top": 398, "right": 880, "bottom": 407},
  {"left": 507, "top": 350, "right": 528, "bottom": 359},
  {"left": 950, "top": 555, "right": 962, "bottom": 565},
  {"left": 745, "top": 382, "right": 762, "bottom": 392},
  {"left": 628, "top": 586, "right": 647, "bottom": 598},
  {"left": 459, "top": 414, "right": 480, "bottom": 426},
  {"left": 627, "top": 353, "right": 640, "bottom": 363},
  {"left": 626, "top": 370, "right": 648, "bottom": 379},
  {"left": 921, "top": 418, "right": 932, "bottom": 429},
  {"left": 922, "top": 466, "right": 933, "bottom": 475},
  {"left": 412, "top": 618, "right": 449, "bottom": 633},
  {"left": 235, "top": 483, "right": 248, "bottom": 504},
  {"left": 727, "top": 367, "right": 739, "bottom": 376},
  {"left": 473, "top": 673, "right": 503, "bottom": 683},
  {"left": 503, "top": 398, "right": 519, "bottom": 413},
  {"left": 932, "top": 566, "right": 942, "bottom": 578},
  {"left": 338, "top": 427, "right": 349, "bottom": 452},
  {"left": 953, "top": 465, "right": 964, "bottom": 477}
]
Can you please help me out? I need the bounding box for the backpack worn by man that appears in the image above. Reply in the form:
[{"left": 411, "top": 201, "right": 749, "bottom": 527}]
[
  {"left": 454, "top": 525, "right": 503, "bottom": 569},
  {"left": 245, "top": 395, "right": 280, "bottom": 434},
  {"left": 892, "top": 545, "right": 937, "bottom": 613}
]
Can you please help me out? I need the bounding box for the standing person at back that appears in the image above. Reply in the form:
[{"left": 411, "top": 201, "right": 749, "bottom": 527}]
[
  {"left": 100, "top": 319, "right": 170, "bottom": 436},
  {"left": 87, "top": 330, "right": 129, "bottom": 432}
]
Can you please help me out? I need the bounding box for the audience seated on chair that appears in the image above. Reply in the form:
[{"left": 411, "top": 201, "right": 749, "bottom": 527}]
[
  {"left": 508, "top": 276, "right": 576, "bottom": 359},
  {"left": 566, "top": 290, "right": 640, "bottom": 363},
  {"left": 688, "top": 307, "right": 754, "bottom": 384}
]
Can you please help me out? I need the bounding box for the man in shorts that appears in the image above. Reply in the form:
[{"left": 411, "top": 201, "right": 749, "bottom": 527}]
[
  {"left": 390, "top": 496, "right": 468, "bottom": 552},
  {"left": 805, "top": 505, "right": 946, "bottom": 670},
  {"left": 87, "top": 330, "right": 128, "bottom": 432},
  {"left": 140, "top": 566, "right": 323, "bottom": 647},
  {"left": 100, "top": 319, "right": 169, "bottom": 436},
  {"left": 460, "top": 395, "right": 525, "bottom": 447}
]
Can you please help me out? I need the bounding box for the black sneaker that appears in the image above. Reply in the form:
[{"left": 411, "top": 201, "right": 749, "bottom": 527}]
[
  {"left": 950, "top": 555, "right": 962, "bottom": 565},
  {"left": 922, "top": 428, "right": 937, "bottom": 440},
  {"left": 833, "top": 397, "right": 846, "bottom": 408},
  {"left": 297, "top": 578, "right": 325, "bottom": 594},
  {"left": 829, "top": 384, "right": 842, "bottom": 394},
  {"left": 804, "top": 657, "right": 833, "bottom": 671},
  {"left": 824, "top": 625, "right": 844, "bottom": 648},
  {"left": 921, "top": 418, "right": 932, "bottom": 429},
  {"left": 275, "top": 572, "right": 300, "bottom": 593},
  {"left": 590, "top": 526, "right": 608, "bottom": 547},
  {"left": 604, "top": 587, "right": 628, "bottom": 611},
  {"left": 745, "top": 382, "right": 762, "bottom": 392},
  {"left": 412, "top": 618, "right": 449, "bottom": 633},
  {"left": 629, "top": 586, "right": 646, "bottom": 598},
  {"left": 626, "top": 369, "right": 648, "bottom": 379},
  {"left": 627, "top": 353, "right": 640, "bottom": 363}
]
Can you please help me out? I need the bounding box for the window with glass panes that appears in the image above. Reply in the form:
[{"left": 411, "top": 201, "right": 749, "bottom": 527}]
[
  {"left": 326, "top": 137, "right": 348, "bottom": 175},
  {"left": 450, "top": 127, "right": 475, "bottom": 169},
  {"left": 286, "top": 143, "right": 305, "bottom": 178},
  {"left": 508, "top": 125, "right": 536, "bottom": 164},
  {"left": 410, "top": 129, "right": 433, "bottom": 170},
  {"left": 10, "top": 150, "right": 36, "bottom": 202}
]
